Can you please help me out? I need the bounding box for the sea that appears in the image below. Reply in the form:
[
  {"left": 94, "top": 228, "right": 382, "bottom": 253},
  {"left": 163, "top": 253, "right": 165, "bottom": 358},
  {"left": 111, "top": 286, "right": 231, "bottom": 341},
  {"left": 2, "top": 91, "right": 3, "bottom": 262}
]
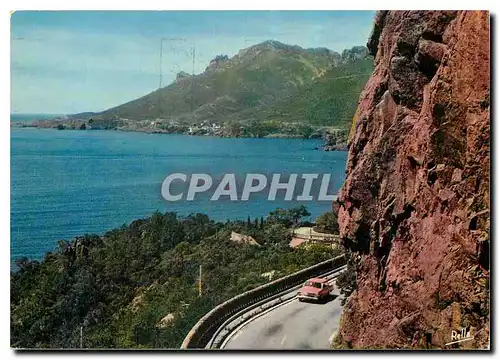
[{"left": 10, "top": 115, "right": 348, "bottom": 267}]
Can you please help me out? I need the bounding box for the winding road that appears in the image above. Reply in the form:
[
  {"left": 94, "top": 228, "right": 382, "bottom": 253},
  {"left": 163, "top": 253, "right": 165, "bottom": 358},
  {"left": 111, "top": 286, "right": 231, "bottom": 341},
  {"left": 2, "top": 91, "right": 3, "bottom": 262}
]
[{"left": 222, "top": 280, "right": 344, "bottom": 349}]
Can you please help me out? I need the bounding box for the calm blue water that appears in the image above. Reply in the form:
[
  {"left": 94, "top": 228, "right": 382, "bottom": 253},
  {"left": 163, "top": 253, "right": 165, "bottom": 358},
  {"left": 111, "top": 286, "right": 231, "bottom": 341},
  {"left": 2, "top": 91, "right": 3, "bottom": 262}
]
[{"left": 11, "top": 127, "right": 347, "bottom": 265}]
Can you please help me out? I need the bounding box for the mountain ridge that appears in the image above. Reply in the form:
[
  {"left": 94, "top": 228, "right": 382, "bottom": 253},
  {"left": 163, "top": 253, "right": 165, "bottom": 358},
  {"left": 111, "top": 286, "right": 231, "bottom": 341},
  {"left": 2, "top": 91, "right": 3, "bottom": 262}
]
[
  {"left": 20, "top": 40, "right": 373, "bottom": 141},
  {"left": 72, "top": 41, "right": 372, "bottom": 130}
]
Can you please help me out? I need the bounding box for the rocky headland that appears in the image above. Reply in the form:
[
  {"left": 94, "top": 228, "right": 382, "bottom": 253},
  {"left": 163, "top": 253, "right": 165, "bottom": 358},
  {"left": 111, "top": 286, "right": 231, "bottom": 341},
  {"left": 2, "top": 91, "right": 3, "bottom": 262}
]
[{"left": 337, "top": 10, "right": 490, "bottom": 349}]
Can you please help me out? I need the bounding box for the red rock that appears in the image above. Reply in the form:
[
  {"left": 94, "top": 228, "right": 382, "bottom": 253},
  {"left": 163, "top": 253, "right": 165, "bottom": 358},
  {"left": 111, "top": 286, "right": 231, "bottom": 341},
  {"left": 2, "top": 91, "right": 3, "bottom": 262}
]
[
  {"left": 415, "top": 39, "right": 447, "bottom": 75},
  {"left": 337, "top": 11, "right": 490, "bottom": 349}
]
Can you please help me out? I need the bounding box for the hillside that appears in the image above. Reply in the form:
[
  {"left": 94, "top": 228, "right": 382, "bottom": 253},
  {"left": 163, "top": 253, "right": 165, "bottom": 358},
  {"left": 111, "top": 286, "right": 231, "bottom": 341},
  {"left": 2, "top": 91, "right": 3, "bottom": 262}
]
[
  {"left": 11, "top": 208, "right": 340, "bottom": 348},
  {"left": 66, "top": 41, "right": 373, "bottom": 134},
  {"left": 259, "top": 56, "right": 373, "bottom": 127},
  {"left": 92, "top": 41, "right": 338, "bottom": 122}
]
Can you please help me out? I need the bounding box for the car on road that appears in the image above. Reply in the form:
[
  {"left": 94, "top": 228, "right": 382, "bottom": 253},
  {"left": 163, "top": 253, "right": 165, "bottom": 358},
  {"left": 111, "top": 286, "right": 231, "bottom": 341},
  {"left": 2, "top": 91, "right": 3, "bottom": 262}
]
[{"left": 297, "top": 277, "right": 333, "bottom": 302}]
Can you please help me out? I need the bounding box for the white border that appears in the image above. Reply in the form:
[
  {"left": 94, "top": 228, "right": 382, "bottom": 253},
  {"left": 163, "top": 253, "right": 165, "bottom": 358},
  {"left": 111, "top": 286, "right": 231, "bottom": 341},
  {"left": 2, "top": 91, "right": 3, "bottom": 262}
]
[{"left": 2, "top": 2, "right": 497, "bottom": 360}]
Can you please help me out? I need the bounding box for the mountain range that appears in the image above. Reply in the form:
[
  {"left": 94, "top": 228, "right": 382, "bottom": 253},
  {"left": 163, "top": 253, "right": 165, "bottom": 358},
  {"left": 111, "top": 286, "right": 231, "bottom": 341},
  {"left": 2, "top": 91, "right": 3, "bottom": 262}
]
[{"left": 62, "top": 40, "right": 373, "bottom": 134}]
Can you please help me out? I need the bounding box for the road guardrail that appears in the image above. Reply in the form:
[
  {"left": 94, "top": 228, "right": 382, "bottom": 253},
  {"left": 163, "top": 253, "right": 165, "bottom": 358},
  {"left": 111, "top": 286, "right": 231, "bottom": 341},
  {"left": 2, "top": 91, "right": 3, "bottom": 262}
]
[{"left": 180, "top": 254, "right": 346, "bottom": 349}]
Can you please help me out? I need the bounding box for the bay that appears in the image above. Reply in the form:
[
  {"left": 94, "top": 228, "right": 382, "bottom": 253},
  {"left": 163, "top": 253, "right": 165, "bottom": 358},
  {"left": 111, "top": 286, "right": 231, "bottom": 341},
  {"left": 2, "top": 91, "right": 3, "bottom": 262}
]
[{"left": 10, "top": 127, "right": 347, "bottom": 265}]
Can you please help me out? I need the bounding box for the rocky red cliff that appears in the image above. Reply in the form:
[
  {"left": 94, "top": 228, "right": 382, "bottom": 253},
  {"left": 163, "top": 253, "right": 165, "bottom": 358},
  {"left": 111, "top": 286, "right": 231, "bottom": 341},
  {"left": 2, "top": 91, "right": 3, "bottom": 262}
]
[{"left": 337, "top": 10, "right": 490, "bottom": 349}]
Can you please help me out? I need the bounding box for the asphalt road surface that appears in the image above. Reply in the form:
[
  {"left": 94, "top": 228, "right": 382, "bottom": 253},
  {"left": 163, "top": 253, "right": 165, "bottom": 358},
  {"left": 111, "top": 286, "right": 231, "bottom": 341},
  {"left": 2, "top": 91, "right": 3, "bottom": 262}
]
[{"left": 223, "top": 283, "right": 344, "bottom": 350}]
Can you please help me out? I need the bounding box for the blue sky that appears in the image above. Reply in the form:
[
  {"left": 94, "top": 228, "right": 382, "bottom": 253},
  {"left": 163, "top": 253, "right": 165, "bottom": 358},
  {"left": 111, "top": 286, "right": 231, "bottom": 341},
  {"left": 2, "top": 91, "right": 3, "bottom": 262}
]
[{"left": 11, "top": 11, "right": 376, "bottom": 114}]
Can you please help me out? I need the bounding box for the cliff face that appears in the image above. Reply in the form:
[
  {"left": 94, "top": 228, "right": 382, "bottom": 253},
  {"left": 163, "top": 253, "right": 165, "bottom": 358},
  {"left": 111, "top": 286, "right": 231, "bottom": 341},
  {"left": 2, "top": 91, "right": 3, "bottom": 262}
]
[{"left": 337, "top": 11, "right": 490, "bottom": 349}]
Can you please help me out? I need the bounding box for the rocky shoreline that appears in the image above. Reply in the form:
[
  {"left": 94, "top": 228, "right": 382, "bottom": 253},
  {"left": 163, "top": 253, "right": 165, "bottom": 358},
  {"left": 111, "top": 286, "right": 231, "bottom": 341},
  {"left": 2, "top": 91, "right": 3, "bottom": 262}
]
[
  {"left": 322, "top": 143, "right": 348, "bottom": 151},
  {"left": 12, "top": 120, "right": 348, "bottom": 151}
]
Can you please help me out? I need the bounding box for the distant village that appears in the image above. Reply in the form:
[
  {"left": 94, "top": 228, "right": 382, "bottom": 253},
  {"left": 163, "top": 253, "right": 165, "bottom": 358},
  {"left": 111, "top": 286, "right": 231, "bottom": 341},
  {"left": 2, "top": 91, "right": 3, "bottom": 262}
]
[
  {"left": 12, "top": 116, "right": 348, "bottom": 150},
  {"left": 186, "top": 121, "right": 222, "bottom": 135}
]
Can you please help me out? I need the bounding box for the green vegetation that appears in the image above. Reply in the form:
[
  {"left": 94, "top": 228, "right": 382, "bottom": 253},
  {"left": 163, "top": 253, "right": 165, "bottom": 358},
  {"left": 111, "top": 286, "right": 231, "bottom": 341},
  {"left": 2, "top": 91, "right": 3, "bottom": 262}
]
[
  {"left": 315, "top": 211, "right": 340, "bottom": 234},
  {"left": 336, "top": 254, "right": 358, "bottom": 306},
  {"left": 256, "top": 57, "right": 373, "bottom": 128},
  {"left": 267, "top": 205, "right": 311, "bottom": 228},
  {"left": 11, "top": 207, "right": 340, "bottom": 349}
]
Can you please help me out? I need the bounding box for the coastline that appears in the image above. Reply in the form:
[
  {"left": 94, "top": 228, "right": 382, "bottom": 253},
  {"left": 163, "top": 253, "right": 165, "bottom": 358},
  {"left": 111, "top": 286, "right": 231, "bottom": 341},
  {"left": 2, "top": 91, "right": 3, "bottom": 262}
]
[{"left": 11, "top": 128, "right": 348, "bottom": 266}]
